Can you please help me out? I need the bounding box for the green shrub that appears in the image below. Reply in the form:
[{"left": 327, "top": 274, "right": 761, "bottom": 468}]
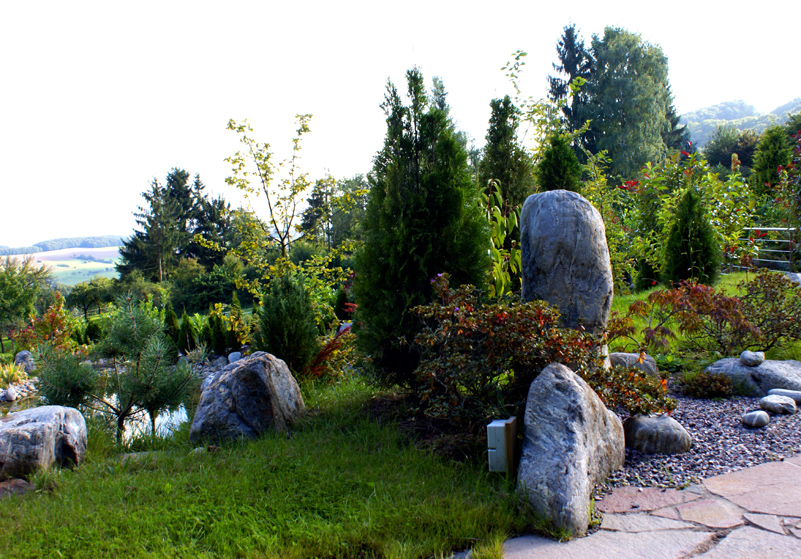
[
  {"left": 534, "top": 134, "right": 582, "bottom": 193},
  {"left": 738, "top": 269, "right": 801, "bottom": 352},
  {"left": 36, "top": 345, "right": 97, "bottom": 408},
  {"left": 253, "top": 274, "right": 320, "bottom": 374},
  {"left": 84, "top": 318, "right": 104, "bottom": 344},
  {"left": 411, "top": 274, "right": 675, "bottom": 428},
  {"left": 661, "top": 187, "right": 721, "bottom": 286},
  {"left": 210, "top": 314, "right": 228, "bottom": 355},
  {"left": 0, "top": 362, "right": 28, "bottom": 389},
  {"left": 679, "top": 370, "right": 733, "bottom": 399}
]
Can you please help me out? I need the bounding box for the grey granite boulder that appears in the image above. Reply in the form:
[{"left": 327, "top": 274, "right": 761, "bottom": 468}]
[
  {"left": 767, "top": 388, "right": 801, "bottom": 404},
  {"left": 742, "top": 410, "right": 770, "bottom": 428},
  {"left": 517, "top": 363, "right": 624, "bottom": 538},
  {"left": 13, "top": 350, "right": 35, "bottom": 374},
  {"left": 759, "top": 395, "right": 796, "bottom": 414},
  {"left": 739, "top": 351, "right": 765, "bottom": 367},
  {"left": 520, "top": 190, "right": 613, "bottom": 335},
  {"left": 190, "top": 352, "right": 305, "bottom": 444},
  {"left": 0, "top": 406, "right": 86, "bottom": 479},
  {"left": 705, "top": 359, "right": 801, "bottom": 396},
  {"left": 609, "top": 353, "right": 659, "bottom": 377},
  {"left": 623, "top": 414, "right": 692, "bottom": 455}
]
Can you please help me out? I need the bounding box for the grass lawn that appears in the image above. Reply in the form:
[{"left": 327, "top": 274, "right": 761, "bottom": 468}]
[{"left": 0, "top": 378, "right": 536, "bottom": 559}]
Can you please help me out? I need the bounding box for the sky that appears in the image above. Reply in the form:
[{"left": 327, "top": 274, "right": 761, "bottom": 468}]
[{"left": 1, "top": 0, "right": 797, "bottom": 248}]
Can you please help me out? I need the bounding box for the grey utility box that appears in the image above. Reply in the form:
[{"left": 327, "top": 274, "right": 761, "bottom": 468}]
[{"left": 487, "top": 416, "right": 517, "bottom": 475}]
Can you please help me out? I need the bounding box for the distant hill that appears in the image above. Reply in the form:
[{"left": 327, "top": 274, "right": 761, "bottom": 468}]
[
  {"left": 682, "top": 98, "right": 801, "bottom": 148},
  {"left": 0, "top": 235, "right": 123, "bottom": 256}
]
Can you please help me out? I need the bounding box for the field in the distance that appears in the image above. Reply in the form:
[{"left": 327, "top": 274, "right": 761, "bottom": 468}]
[{"left": 31, "top": 246, "right": 120, "bottom": 286}]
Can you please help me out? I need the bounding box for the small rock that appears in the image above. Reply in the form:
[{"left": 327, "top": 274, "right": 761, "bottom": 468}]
[
  {"left": 228, "top": 352, "right": 242, "bottom": 364},
  {"left": 5, "top": 387, "right": 17, "bottom": 402},
  {"left": 623, "top": 414, "right": 692, "bottom": 455},
  {"left": 211, "top": 356, "right": 228, "bottom": 369},
  {"left": 742, "top": 410, "right": 770, "bottom": 428},
  {"left": 13, "top": 351, "right": 35, "bottom": 374},
  {"left": 759, "top": 395, "right": 796, "bottom": 415},
  {"left": 609, "top": 353, "right": 659, "bottom": 377},
  {"left": 767, "top": 388, "right": 801, "bottom": 404},
  {"left": 739, "top": 351, "right": 765, "bottom": 367}
]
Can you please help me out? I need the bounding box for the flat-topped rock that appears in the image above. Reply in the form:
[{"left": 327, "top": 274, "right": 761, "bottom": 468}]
[
  {"left": 768, "top": 388, "right": 801, "bottom": 404},
  {"left": 705, "top": 359, "right": 801, "bottom": 396},
  {"left": 760, "top": 394, "right": 797, "bottom": 414}
]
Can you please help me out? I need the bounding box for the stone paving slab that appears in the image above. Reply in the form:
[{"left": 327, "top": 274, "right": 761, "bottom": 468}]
[
  {"left": 503, "top": 529, "right": 715, "bottom": 559},
  {"left": 743, "top": 512, "right": 786, "bottom": 535},
  {"left": 695, "top": 526, "right": 801, "bottom": 558},
  {"left": 703, "top": 460, "right": 801, "bottom": 517},
  {"left": 600, "top": 512, "right": 696, "bottom": 532},
  {"left": 675, "top": 497, "right": 746, "bottom": 529},
  {"left": 595, "top": 486, "right": 700, "bottom": 513}
]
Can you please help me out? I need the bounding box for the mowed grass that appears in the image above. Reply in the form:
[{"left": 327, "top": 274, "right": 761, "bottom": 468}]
[
  {"left": 46, "top": 259, "right": 118, "bottom": 286},
  {"left": 0, "top": 378, "right": 533, "bottom": 559}
]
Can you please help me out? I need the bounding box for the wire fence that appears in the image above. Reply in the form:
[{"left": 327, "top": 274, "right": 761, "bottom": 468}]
[{"left": 730, "top": 227, "right": 798, "bottom": 272}]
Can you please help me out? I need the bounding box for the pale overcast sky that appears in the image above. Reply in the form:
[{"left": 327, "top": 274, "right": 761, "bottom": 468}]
[{"left": 1, "top": 1, "right": 797, "bottom": 248}]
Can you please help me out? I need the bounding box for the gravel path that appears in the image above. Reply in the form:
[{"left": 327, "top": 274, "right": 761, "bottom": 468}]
[{"left": 598, "top": 393, "right": 801, "bottom": 493}]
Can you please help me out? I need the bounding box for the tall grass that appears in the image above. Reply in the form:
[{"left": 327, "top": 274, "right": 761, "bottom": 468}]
[{"left": 0, "top": 376, "right": 537, "bottom": 558}]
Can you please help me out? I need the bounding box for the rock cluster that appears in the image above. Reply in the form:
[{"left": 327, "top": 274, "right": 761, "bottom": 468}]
[
  {"left": 705, "top": 358, "right": 801, "bottom": 396},
  {"left": 517, "top": 363, "right": 624, "bottom": 538}
]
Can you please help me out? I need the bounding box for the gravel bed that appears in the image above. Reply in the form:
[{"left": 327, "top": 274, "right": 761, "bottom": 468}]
[{"left": 597, "top": 393, "right": 801, "bottom": 494}]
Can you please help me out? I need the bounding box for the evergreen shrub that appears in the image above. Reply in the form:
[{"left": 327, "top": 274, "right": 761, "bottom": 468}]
[
  {"left": 661, "top": 187, "right": 721, "bottom": 286},
  {"left": 178, "top": 311, "right": 197, "bottom": 354},
  {"left": 253, "top": 274, "right": 320, "bottom": 374},
  {"left": 534, "top": 134, "right": 582, "bottom": 193}
]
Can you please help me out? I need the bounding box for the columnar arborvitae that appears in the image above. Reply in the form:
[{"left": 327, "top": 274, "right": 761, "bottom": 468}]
[
  {"left": 177, "top": 310, "right": 197, "bottom": 354},
  {"left": 353, "top": 68, "right": 490, "bottom": 387},
  {"left": 164, "top": 303, "right": 180, "bottom": 344},
  {"left": 662, "top": 187, "right": 722, "bottom": 286}
]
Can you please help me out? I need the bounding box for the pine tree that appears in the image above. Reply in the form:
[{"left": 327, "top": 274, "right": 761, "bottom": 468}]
[
  {"left": 662, "top": 188, "right": 722, "bottom": 286},
  {"left": 353, "top": 68, "right": 490, "bottom": 387}
]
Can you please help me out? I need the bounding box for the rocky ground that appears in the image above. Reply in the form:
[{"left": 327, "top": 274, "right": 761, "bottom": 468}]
[{"left": 599, "top": 391, "right": 801, "bottom": 494}]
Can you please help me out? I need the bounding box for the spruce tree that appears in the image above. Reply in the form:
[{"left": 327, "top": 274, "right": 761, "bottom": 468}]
[
  {"left": 534, "top": 134, "right": 583, "bottom": 193},
  {"left": 662, "top": 187, "right": 722, "bottom": 286},
  {"left": 353, "top": 68, "right": 489, "bottom": 387}
]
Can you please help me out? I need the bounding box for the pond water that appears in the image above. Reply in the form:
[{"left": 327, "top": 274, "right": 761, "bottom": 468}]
[{"left": 1, "top": 394, "right": 189, "bottom": 441}]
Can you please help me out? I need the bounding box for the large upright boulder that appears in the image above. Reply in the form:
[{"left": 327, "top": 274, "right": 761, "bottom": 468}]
[
  {"left": 520, "top": 190, "right": 613, "bottom": 334},
  {"left": 190, "top": 352, "right": 305, "bottom": 444},
  {"left": 517, "top": 363, "right": 624, "bottom": 538},
  {"left": 0, "top": 406, "right": 86, "bottom": 479},
  {"left": 14, "top": 350, "right": 35, "bottom": 374}
]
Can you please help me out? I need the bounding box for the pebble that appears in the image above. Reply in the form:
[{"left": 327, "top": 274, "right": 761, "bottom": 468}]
[
  {"left": 760, "top": 395, "right": 797, "bottom": 415},
  {"left": 599, "top": 391, "right": 801, "bottom": 495},
  {"left": 742, "top": 410, "right": 770, "bottom": 428}
]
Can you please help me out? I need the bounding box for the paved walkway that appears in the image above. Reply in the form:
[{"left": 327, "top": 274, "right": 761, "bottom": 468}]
[{"left": 503, "top": 454, "right": 801, "bottom": 558}]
